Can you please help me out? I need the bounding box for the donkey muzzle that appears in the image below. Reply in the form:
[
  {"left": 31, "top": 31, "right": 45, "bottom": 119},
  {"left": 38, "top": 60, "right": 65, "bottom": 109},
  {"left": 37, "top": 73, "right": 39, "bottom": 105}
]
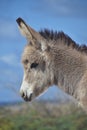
[{"left": 20, "top": 80, "right": 33, "bottom": 101}]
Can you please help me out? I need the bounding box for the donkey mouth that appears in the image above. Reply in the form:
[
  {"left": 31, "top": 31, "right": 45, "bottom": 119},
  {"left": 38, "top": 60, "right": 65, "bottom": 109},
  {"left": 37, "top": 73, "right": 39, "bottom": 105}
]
[{"left": 23, "top": 93, "right": 33, "bottom": 102}]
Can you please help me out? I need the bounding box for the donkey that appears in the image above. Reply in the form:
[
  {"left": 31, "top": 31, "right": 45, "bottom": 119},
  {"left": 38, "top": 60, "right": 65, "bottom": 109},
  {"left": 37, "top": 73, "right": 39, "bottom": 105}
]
[{"left": 16, "top": 18, "right": 87, "bottom": 112}]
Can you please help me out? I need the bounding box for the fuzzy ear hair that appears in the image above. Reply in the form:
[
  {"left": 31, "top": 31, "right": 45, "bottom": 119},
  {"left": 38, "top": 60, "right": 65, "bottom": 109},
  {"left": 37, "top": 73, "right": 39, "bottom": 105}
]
[
  {"left": 16, "top": 17, "right": 48, "bottom": 51},
  {"left": 16, "top": 17, "right": 33, "bottom": 40}
]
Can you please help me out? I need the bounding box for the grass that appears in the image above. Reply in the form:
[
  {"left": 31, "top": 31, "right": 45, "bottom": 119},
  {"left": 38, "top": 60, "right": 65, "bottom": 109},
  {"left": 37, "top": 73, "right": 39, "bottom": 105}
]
[{"left": 0, "top": 101, "right": 87, "bottom": 130}]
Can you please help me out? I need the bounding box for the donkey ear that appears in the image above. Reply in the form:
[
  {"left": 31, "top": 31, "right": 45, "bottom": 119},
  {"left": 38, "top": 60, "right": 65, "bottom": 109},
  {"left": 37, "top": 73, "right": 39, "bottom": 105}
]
[
  {"left": 16, "top": 17, "right": 48, "bottom": 51},
  {"left": 16, "top": 17, "right": 34, "bottom": 40}
]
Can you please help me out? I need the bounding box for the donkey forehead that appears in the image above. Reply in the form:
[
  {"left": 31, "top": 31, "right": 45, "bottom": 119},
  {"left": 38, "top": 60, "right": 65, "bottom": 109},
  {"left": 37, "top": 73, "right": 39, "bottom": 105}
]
[
  {"left": 22, "top": 45, "right": 42, "bottom": 62},
  {"left": 24, "top": 45, "right": 36, "bottom": 54}
]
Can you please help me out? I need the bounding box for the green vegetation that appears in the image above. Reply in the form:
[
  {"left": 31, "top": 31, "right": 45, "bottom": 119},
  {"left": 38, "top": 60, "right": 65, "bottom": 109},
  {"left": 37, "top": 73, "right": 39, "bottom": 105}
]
[{"left": 0, "top": 102, "right": 87, "bottom": 130}]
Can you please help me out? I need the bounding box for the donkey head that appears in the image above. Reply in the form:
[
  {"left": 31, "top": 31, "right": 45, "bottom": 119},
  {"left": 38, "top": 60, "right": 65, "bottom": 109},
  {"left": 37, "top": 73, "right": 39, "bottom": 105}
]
[{"left": 16, "top": 18, "right": 54, "bottom": 101}]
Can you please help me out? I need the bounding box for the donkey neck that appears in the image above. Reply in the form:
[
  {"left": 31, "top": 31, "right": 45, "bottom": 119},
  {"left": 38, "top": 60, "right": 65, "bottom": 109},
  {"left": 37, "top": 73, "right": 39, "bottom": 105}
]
[{"left": 50, "top": 42, "right": 87, "bottom": 96}]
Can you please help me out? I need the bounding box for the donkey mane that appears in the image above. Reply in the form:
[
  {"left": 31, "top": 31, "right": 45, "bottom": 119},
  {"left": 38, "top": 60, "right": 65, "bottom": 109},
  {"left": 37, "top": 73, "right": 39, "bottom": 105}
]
[{"left": 39, "top": 29, "right": 87, "bottom": 54}]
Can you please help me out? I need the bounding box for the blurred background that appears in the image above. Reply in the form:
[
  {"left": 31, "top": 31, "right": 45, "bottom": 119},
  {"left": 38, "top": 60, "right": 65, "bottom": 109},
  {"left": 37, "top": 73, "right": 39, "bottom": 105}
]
[{"left": 0, "top": 0, "right": 87, "bottom": 103}]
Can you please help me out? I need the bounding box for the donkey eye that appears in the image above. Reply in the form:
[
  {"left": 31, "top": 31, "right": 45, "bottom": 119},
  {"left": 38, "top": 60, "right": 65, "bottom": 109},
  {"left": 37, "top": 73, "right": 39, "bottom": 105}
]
[{"left": 30, "top": 63, "right": 38, "bottom": 69}]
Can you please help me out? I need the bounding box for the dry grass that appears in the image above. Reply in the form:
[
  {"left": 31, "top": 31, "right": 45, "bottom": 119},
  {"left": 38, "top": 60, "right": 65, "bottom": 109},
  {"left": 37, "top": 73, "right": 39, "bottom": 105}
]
[{"left": 0, "top": 101, "right": 86, "bottom": 130}]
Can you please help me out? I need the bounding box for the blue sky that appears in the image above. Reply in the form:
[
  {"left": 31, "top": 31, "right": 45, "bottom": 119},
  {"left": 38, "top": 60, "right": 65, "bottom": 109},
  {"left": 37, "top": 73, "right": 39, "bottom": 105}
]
[{"left": 0, "top": 0, "right": 87, "bottom": 102}]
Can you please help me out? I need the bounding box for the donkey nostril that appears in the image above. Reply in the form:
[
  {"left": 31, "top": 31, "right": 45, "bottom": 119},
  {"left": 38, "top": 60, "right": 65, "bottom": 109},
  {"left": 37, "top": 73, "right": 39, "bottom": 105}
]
[
  {"left": 22, "top": 92, "right": 25, "bottom": 98},
  {"left": 20, "top": 90, "right": 25, "bottom": 98}
]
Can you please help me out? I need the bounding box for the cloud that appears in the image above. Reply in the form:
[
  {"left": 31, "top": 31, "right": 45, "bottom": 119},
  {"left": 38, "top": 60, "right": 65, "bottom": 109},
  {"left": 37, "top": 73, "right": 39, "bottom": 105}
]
[
  {"left": 42, "top": 0, "right": 87, "bottom": 18},
  {"left": 0, "top": 19, "right": 18, "bottom": 40},
  {"left": 0, "top": 54, "right": 20, "bottom": 67}
]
